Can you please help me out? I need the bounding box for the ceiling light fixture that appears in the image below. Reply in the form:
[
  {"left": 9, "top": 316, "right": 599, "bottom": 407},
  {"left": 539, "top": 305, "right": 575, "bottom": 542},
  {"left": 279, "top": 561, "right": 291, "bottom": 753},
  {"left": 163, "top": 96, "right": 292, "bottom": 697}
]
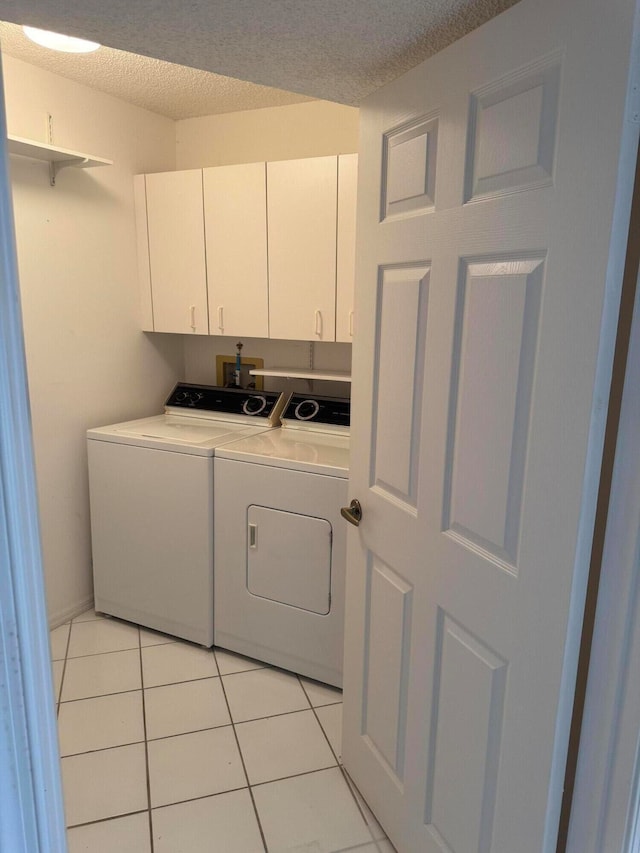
[{"left": 22, "top": 26, "right": 100, "bottom": 54}]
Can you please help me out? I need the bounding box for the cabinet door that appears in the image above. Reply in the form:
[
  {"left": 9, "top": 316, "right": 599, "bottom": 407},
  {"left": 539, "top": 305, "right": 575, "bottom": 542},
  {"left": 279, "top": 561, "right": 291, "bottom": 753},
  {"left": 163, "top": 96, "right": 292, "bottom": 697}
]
[
  {"left": 203, "top": 162, "right": 269, "bottom": 338},
  {"left": 133, "top": 175, "right": 153, "bottom": 332},
  {"left": 267, "top": 156, "right": 337, "bottom": 341},
  {"left": 336, "top": 153, "right": 358, "bottom": 343},
  {"left": 145, "top": 170, "right": 208, "bottom": 334}
]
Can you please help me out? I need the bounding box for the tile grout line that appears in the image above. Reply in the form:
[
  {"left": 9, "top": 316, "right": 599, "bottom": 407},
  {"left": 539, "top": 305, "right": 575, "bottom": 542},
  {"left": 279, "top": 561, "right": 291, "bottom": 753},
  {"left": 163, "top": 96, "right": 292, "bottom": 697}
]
[
  {"left": 66, "top": 807, "right": 149, "bottom": 831},
  {"left": 58, "top": 705, "right": 342, "bottom": 756},
  {"left": 295, "top": 677, "right": 376, "bottom": 841},
  {"left": 78, "top": 761, "right": 364, "bottom": 815},
  {"left": 56, "top": 700, "right": 344, "bottom": 760},
  {"left": 307, "top": 699, "right": 342, "bottom": 765},
  {"left": 340, "top": 765, "right": 387, "bottom": 845},
  {"left": 56, "top": 621, "right": 73, "bottom": 718},
  {"left": 296, "top": 676, "right": 357, "bottom": 819},
  {"left": 215, "top": 649, "right": 269, "bottom": 853},
  {"left": 297, "top": 675, "right": 351, "bottom": 797},
  {"left": 137, "top": 627, "right": 155, "bottom": 853},
  {"left": 59, "top": 686, "right": 145, "bottom": 705},
  {"left": 58, "top": 671, "right": 338, "bottom": 710},
  {"left": 57, "top": 622, "right": 368, "bottom": 848},
  {"left": 217, "top": 699, "right": 340, "bottom": 726},
  {"left": 60, "top": 738, "right": 147, "bottom": 760},
  {"left": 249, "top": 763, "right": 345, "bottom": 790},
  {"left": 141, "top": 672, "right": 224, "bottom": 690},
  {"left": 138, "top": 782, "right": 251, "bottom": 814},
  {"left": 55, "top": 619, "right": 72, "bottom": 842},
  {"left": 129, "top": 764, "right": 358, "bottom": 816},
  {"left": 65, "top": 644, "right": 150, "bottom": 661}
]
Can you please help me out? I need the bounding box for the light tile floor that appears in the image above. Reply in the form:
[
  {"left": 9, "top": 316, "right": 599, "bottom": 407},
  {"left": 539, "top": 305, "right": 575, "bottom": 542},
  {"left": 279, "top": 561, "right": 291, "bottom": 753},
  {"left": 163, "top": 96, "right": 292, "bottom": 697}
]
[{"left": 51, "top": 609, "right": 395, "bottom": 853}]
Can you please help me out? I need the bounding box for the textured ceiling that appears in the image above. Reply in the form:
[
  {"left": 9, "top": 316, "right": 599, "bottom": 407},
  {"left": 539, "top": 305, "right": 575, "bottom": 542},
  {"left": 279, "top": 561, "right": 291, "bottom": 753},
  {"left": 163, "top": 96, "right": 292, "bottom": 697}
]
[
  {"left": 0, "top": 22, "right": 313, "bottom": 120},
  {"left": 0, "top": 0, "right": 519, "bottom": 115}
]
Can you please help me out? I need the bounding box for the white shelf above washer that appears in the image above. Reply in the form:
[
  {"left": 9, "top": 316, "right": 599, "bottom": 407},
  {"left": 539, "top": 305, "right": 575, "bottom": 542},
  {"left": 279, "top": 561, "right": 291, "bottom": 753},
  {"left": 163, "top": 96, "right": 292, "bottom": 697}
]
[
  {"left": 249, "top": 367, "right": 352, "bottom": 383},
  {"left": 7, "top": 134, "right": 113, "bottom": 185}
]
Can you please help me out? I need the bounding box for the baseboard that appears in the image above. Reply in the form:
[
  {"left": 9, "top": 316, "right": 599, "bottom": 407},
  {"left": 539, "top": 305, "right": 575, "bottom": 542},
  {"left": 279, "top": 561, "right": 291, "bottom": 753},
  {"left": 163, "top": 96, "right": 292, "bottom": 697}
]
[{"left": 48, "top": 596, "right": 94, "bottom": 630}]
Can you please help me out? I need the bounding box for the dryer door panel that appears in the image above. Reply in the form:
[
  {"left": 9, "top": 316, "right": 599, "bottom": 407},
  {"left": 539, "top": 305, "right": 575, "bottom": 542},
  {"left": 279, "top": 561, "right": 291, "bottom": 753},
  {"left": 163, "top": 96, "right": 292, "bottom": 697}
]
[{"left": 247, "top": 505, "right": 331, "bottom": 614}]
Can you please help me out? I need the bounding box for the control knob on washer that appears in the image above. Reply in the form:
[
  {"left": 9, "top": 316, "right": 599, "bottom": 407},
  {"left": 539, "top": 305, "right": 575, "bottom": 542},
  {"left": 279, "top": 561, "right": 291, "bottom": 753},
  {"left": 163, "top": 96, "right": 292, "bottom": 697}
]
[
  {"left": 242, "top": 395, "right": 267, "bottom": 415},
  {"left": 294, "top": 399, "right": 320, "bottom": 420}
]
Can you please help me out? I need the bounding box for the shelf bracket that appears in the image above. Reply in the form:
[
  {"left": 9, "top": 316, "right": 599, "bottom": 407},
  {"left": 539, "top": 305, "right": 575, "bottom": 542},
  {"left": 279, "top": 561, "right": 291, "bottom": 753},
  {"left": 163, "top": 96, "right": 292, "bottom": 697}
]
[
  {"left": 49, "top": 157, "right": 88, "bottom": 187},
  {"left": 47, "top": 113, "right": 56, "bottom": 187}
]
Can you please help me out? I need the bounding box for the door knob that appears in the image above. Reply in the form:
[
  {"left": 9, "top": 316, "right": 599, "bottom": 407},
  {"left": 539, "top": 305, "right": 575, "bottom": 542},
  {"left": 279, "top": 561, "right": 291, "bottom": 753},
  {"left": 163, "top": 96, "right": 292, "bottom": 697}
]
[{"left": 341, "top": 499, "right": 362, "bottom": 527}]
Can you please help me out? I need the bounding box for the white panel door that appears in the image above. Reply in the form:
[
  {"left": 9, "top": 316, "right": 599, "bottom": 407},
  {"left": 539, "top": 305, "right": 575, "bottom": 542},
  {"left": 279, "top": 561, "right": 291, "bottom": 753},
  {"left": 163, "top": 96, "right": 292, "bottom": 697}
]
[
  {"left": 336, "top": 153, "right": 358, "bottom": 343},
  {"left": 267, "top": 156, "right": 337, "bottom": 341},
  {"left": 203, "top": 162, "right": 269, "bottom": 338},
  {"left": 342, "top": 0, "right": 640, "bottom": 851},
  {"left": 145, "top": 169, "right": 208, "bottom": 334}
]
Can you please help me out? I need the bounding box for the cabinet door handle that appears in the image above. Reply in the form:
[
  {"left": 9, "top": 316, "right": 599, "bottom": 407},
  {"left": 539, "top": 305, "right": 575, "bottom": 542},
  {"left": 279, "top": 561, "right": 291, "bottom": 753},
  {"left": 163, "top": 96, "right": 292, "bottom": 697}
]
[
  {"left": 349, "top": 310, "right": 354, "bottom": 337},
  {"left": 190, "top": 305, "right": 196, "bottom": 332},
  {"left": 218, "top": 306, "right": 224, "bottom": 332},
  {"left": 315, "top": 310, "right": 322, "bottom": 337},
  {"left": 249, "top": 523, "right": 257, "bottom": 549}
]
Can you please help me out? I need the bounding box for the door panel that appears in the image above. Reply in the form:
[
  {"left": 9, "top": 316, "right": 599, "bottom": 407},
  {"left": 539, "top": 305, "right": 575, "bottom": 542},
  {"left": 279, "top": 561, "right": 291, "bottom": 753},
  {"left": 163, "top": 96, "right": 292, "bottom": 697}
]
[
  {"left": 383, "top": 116, "right": 438, "bottom": 219},
  {"left": 465, "top": 58, "right": 560, "bottom": 201},
  {"left": 342, "top": 0, "right": 640, "bottom": 850},
  {"left": 445, "top": 256, "right": 543, "bottom": 570},
  {"left": 363, "top": 558, "right": 412, "bottom": 780},
  {"left": 372, "top": 264, "right": 429, "bottom": 505},
  {"left": 428, "top": 613, "right": 507, "bottom": 853}
]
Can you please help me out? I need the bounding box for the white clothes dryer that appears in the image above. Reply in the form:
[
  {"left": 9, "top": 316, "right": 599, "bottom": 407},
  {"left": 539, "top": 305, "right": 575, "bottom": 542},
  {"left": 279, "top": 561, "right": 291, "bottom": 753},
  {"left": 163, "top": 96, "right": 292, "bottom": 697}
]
[
  {"left": 214, "top": 393, "right": 350, "bottom": 687},
  {"left": 87, "top": 384, "right": 287, "bottom": 646}
]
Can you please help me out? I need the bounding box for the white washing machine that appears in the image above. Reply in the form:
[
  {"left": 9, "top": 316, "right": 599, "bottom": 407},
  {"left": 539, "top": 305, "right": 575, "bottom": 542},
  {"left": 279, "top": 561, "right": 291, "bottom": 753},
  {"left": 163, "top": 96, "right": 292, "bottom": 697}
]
[
  {"left": 214, "top": 393, "right": 350, "bottom": 687},
  {"left": 87, "top": 384, "right": 287, "bottom": 646}
]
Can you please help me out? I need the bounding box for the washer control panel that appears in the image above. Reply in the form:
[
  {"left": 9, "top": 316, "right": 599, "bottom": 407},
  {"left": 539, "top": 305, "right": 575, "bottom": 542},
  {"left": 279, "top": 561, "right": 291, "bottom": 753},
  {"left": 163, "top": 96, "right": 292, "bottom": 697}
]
[
  {"left": 283, "top": 394, "right": 350, "bottom": 428},
  {"left": 165, "top": 383, "right": 282, "bottom": 419}
]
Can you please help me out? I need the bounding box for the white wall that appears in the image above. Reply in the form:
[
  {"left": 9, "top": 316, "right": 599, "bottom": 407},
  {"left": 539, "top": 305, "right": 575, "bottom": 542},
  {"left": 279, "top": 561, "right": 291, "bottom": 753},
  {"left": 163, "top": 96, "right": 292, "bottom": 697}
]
[
  {"left": 177, "top": 100, "right": 359, "bottom": 391},
  {"left": 184, "top": 336, "right": 353, "bottom": 397},
  {"left": 176, "top": 100, "right": 359, "bottom": 169},
  {"left": 3, "top": 54, "right": 184, "bottom": 626}
]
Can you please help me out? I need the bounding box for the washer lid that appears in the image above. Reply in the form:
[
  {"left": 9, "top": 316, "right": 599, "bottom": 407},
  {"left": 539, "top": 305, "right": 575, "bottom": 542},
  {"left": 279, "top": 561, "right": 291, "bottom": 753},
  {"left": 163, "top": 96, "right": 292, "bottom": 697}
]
[
  {"left": 87, "top": 414, "right": 274, "bottom": 456},
  {"left": 215, "top": 427, "right": 350, "bottom": 476}
]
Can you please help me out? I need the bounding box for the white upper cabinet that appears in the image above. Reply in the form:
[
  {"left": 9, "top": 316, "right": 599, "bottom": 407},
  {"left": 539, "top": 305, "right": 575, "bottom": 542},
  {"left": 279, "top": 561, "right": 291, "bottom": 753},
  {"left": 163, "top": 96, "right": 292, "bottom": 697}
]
[
  {"left": 144, "top": 169, "right": 209, "bottom": 334},
  {"left": 336, "top": 153, "right": 358, "bottom": 343},
  {"left": 135, "top": 155, "right": 358, "bottom": 342},
  {"left": 267, "top": 156, "right": 338, "bottom": 341},
  {"left": 203, "top": 162, "right": 269, "bottom": 339}
]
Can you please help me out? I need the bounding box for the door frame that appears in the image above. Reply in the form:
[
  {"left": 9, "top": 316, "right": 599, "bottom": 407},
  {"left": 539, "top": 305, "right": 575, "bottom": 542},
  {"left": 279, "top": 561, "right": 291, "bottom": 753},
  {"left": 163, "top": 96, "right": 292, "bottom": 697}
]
[
  {"left": 565, "top": 144, "right": 640, "bottom": 853},
  {"left": 0, "top": 55, "right": 67, "bottom": 852}
]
